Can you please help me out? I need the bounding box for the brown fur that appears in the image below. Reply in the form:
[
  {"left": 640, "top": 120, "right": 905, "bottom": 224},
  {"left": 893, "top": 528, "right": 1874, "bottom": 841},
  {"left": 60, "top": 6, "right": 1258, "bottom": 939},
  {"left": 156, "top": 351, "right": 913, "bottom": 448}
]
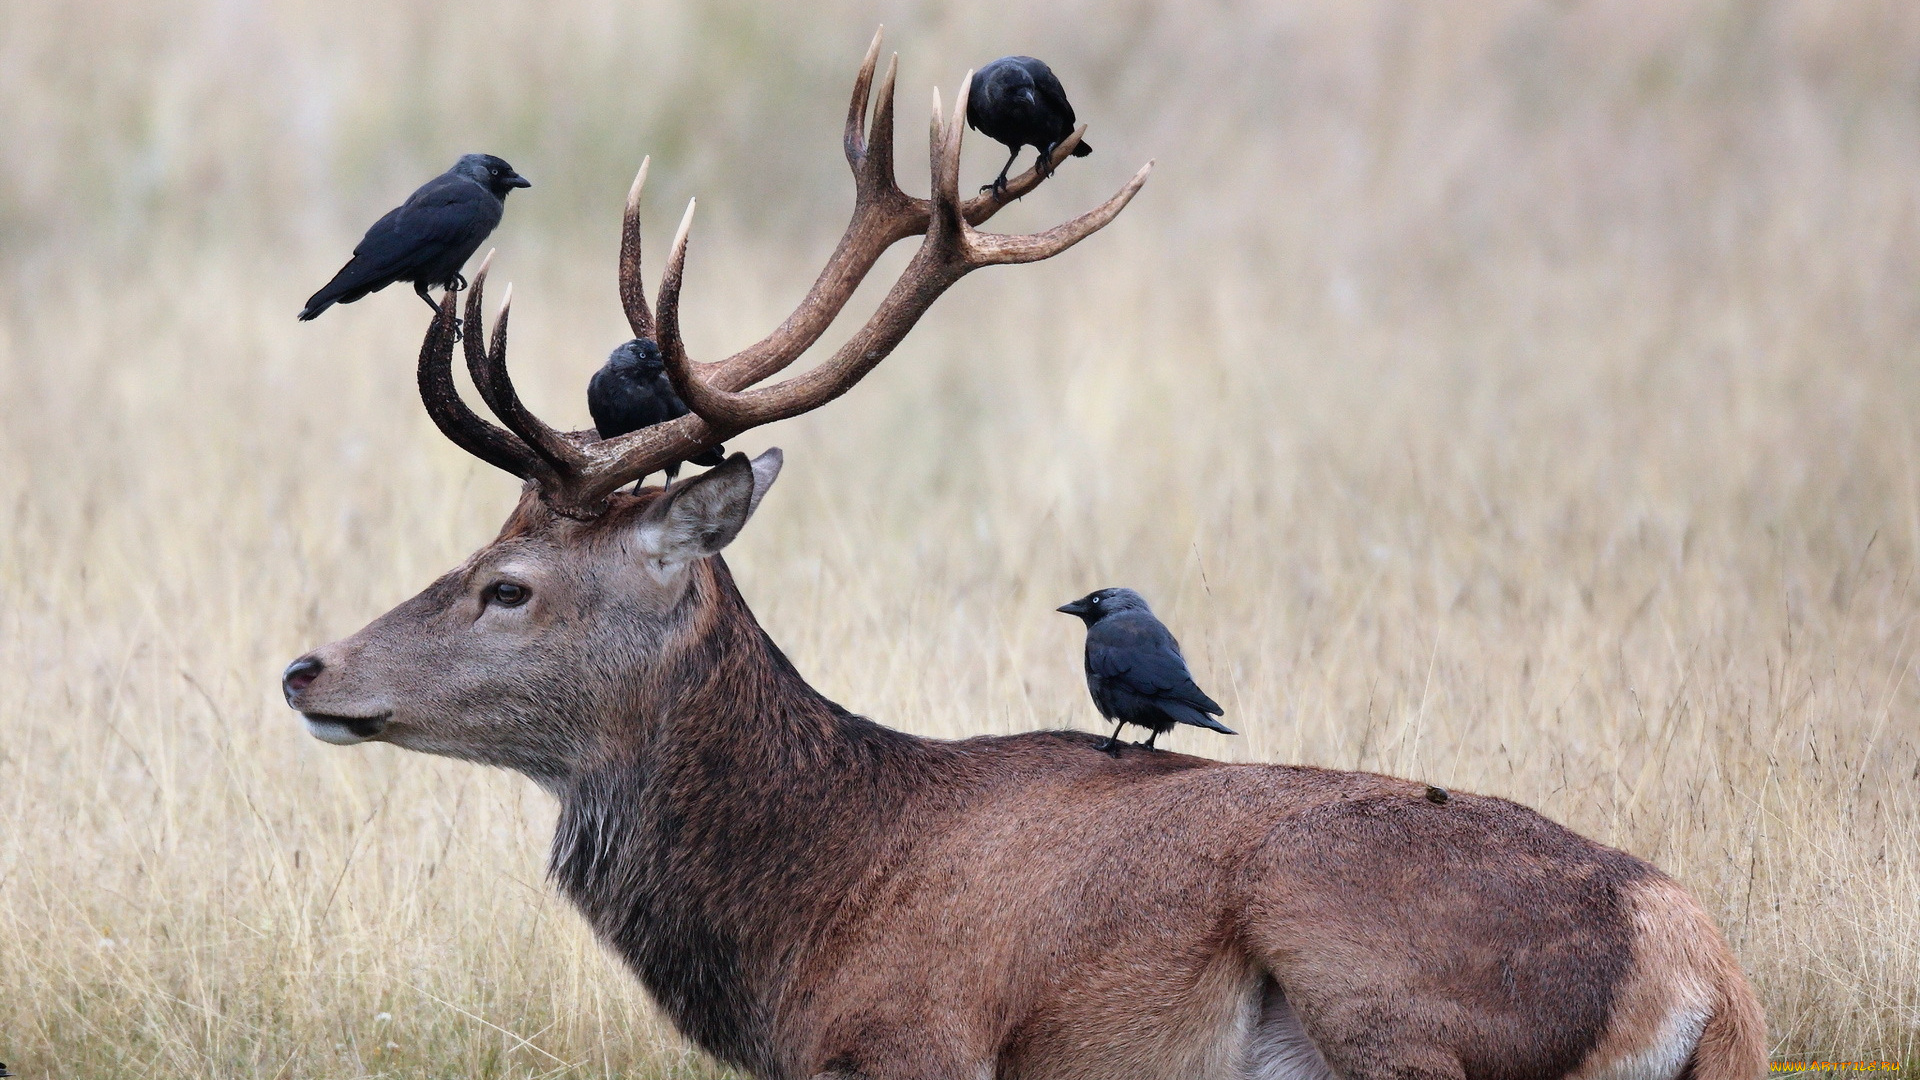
[{"left": 286, "top": 469, "right": 1765, "bottom": 1080}]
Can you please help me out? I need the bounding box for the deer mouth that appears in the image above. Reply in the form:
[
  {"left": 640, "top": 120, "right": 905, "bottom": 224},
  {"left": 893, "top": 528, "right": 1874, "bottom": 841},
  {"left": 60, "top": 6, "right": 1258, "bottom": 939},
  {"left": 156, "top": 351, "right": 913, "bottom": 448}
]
[{"left": 303, "top": 712, "right": 390, "bottom": 745}]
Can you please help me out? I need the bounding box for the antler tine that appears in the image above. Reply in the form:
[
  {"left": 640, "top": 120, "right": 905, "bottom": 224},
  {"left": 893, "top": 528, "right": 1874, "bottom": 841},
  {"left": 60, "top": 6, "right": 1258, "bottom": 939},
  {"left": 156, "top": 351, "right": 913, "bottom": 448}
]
[
  {"left": 851, "top": 51, "right": 905, "bottom": 208},
  {"left": 931, "top": 76, "right": 969, "bottom": 226},
  {"left": 460, "top": 267, "right": 587, "bottom": 473},
  {"left": 416, "top": 285, "right": 544, "bottom": 478},
  {"left": 692, "top": 32, "right": 924, "bottom": 396},
  {"left": 929, "top": 85, "right": 945, "bottom": 177},
  {"left": 461, "top": 250, "right": 500, "bottom": 402},
  {"left": 619, "top": 158, "right": 654, "bottom": 340},
  {"left": 967, "top": 160, "right": 1154, "bottom": 264},
  {"left": 654, "top": 198, "right": 752, "bottom": 430},
  {"left": 575, "top": 196, "right": 727, "bottom": 509},
  {"left": 844, "top": 27, "right": 883, "bottom": 165}
]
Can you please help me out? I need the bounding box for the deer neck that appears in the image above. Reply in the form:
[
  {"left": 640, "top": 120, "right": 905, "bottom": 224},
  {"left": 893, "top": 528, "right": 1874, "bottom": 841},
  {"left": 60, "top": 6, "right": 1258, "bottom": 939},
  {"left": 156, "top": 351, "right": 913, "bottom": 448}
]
[{"left": 548, "top": 556, "right": 932, "bottom": 1073}]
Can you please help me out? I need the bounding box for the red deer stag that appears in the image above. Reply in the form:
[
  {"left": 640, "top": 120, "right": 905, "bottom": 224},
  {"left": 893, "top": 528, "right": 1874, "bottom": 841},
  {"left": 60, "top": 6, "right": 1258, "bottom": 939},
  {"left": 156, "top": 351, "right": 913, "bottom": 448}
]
[{"left": 282, "top": 32, "right": 1765, "bottom": 1080}]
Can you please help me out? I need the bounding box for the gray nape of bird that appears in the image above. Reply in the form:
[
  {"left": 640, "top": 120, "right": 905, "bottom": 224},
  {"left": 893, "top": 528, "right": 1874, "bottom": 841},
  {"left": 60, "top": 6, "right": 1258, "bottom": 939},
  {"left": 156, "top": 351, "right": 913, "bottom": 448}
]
[
  {"left": 966, "top": 56, "right": 1092, "bottom": 196},
  {"left": 298, "top": 154, "right": 530, "bottom": 323},
  {"left": 1057, "top": 588, "right": 1232, "bottom": 754},
  {"left": 587, "top": 339, "right": 726, "bottom": 492}
]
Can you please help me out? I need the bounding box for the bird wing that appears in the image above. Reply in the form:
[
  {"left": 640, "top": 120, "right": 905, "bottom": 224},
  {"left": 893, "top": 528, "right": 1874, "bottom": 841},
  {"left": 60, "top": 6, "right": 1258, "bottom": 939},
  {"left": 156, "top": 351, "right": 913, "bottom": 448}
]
[
  {"left": 300, "top": 197, "right": 422, "bottom": 314},
  {"left": 586, "top": 365, "right": 626, "bottom": 438},
  {"left": 1028, "top": 65, "right": 1078, "bottom": 128},
  {"left": 358, "top": 176, "right": 502, "bottom": 270},
  {"left": 654, "top": 371, "right": 692, "bottom": 418},
  {"left": 964, "top": 65, "right": 995, "bottom": 132},
  {"left": 1088, "top": 615, "right": 1224, "bottom": 715}
]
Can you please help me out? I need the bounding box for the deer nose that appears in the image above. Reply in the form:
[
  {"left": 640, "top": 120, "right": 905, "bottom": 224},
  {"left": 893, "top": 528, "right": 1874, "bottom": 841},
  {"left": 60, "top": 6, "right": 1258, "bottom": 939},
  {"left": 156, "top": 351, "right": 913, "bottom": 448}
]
[{"left": 282, "top": 656, "right": 323, "bottom": 703}]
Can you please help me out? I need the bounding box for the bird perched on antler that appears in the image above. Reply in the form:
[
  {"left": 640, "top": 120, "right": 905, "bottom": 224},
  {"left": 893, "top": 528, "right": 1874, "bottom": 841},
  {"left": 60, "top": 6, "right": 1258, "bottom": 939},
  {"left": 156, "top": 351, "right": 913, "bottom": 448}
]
[
  {"left": 1058, "top": 588, "right": 1232, "bottom": 753},
  {"left": 966, "top": 56, "right": 1091, "bottom": 196},
  {"left": 299, "top": 154, "right": 530, "bottom": 325},
  {"left": 588, "top": 339, "right": 725, "bottom": 491}
]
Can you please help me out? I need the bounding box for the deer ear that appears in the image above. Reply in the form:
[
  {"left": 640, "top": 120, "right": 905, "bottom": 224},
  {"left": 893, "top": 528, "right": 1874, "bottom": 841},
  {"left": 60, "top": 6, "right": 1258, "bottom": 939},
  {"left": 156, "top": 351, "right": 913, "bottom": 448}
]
[
  {"left": 635, "top": 448, "right": 783, "bottom": 564},
  {"left": 744, "top": 446, "right": 782, "bottom": 516}
]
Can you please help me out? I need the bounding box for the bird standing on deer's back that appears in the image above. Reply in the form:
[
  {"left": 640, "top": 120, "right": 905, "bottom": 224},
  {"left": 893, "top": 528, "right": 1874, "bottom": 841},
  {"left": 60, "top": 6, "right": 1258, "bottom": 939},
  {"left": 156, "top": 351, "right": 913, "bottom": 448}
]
[
  {"left": 967, "top": 56, "right": 1092, "bottom": 196},
  {"left": 588, "top": 339, "right": 725, "bottom": 491},
  {"left": 298, "top": 154, "right": 530, "bottom": 323},
  {"left": 1058, "top": 587, "right": 1233, "bottom": 753}
]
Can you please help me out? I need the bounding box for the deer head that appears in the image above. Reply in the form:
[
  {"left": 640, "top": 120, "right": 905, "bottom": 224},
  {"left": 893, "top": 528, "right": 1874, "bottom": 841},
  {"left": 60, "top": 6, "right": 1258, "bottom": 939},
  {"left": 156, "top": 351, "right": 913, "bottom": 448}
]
[{"left": 283, "top": 30, "right": 1149, "bottom": 784}]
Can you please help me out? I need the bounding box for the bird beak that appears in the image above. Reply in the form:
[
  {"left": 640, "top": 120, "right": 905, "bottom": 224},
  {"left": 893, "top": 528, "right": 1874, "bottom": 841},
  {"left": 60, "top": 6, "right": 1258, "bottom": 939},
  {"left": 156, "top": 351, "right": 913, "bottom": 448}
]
[
  {"left": 507, "top": 174, "right": 532, "bottom": 188},
  {"left": 1056, "top": 600, "right": 1089, "bottom": 616}
]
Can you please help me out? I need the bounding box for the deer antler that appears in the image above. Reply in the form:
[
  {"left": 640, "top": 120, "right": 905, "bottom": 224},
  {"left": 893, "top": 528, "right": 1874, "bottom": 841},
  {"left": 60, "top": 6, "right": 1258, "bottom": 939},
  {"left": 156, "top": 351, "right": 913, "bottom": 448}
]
[{"left": 419, "top": 27, "right": 1150, "bottom": 518}]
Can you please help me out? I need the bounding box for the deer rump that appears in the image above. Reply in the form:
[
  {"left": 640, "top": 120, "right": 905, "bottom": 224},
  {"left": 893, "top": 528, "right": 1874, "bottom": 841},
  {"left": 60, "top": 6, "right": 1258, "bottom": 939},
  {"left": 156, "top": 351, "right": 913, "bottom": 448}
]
[{"left": 545, "top": 682, "right": 1756, "bottom": 1080}]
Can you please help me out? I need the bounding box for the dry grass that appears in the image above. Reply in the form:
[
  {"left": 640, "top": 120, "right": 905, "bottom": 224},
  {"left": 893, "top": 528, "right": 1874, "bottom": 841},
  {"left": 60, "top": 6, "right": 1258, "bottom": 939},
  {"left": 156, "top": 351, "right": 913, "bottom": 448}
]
[{"left": 4, "top": 0, "right": 1919, "bottom": 1075}]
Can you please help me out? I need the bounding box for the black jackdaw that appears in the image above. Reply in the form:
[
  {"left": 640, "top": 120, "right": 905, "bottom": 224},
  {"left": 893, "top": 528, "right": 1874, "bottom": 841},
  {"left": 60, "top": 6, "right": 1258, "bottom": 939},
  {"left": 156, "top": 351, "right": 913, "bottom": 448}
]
[
  {"left": 966, "top": 56, "right": 1092, "bottom": 196},
  {"left": 299, "top": 154, "right": 530, "bottom": 323},
  {"left": 587, "top": 339, "right": 725, "bottom": 491},
  {"left": 1057, "top": 588, "right": 1233, "bottom": 753}
]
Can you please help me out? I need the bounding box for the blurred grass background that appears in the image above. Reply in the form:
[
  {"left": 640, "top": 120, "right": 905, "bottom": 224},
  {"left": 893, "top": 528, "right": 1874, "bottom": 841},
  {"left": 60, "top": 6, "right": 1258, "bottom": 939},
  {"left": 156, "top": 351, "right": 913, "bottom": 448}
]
[{"left": 4, "top": 0, "right": 1920, "bottom": 1074}]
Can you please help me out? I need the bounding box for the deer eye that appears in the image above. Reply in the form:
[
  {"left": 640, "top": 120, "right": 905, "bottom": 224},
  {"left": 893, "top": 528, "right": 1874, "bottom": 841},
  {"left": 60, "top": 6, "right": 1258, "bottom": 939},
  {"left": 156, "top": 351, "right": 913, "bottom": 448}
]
[{"left": 486, "top": 581, "right": 529, "bottom": 607}]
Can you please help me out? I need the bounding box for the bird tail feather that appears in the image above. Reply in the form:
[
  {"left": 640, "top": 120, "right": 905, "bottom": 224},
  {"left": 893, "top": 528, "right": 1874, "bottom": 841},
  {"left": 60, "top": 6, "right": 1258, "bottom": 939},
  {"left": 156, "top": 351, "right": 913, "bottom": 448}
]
[
  {"left": 299, "top": 259, "right": 389, "bottom": 321},
  {"left": 1072, "top": 140, "right": 1092, "bottom": 157},
  {"left": 1163, "top": 701, "right": 1234, "bottom": 735}
]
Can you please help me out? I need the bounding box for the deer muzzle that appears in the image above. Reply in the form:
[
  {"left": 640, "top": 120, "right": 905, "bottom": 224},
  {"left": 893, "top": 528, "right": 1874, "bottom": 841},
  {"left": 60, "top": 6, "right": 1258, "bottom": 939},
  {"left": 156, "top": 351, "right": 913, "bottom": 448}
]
[{"left": 283, "top": 655, "right": 390, "bottom": 744}]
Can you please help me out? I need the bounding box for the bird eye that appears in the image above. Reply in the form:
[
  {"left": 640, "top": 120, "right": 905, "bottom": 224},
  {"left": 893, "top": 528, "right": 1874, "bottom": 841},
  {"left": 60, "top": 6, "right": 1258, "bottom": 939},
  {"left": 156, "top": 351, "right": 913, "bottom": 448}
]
[
  {"left": 490, "top": 167, "right": 500, "bottom": 176},
  {"left": 1091, "top": 596, "right": 1102, "bottom": 604},
  {"left": 487, "top": 581, "right": 529, "bottom": 607}
]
